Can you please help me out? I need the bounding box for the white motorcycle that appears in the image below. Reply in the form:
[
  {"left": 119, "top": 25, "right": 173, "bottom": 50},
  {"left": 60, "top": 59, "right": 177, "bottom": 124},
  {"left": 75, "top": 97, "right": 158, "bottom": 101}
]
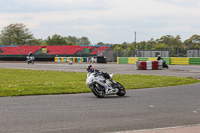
[
  {"left": 86, "top": 72, "right": 126, "bottom": 98},
  {"left": 26, "top": 56, "right": 35, "bottom": 65}
]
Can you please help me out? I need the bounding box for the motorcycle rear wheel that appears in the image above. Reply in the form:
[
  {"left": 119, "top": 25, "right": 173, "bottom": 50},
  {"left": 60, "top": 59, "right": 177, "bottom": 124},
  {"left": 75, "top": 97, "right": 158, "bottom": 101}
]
[{"left": 91, "top": 85, "right": 105, "bottom": 98}]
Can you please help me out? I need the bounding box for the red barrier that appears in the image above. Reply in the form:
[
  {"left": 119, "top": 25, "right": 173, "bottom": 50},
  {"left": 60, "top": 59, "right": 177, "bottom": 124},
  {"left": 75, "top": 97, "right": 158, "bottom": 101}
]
[
  {"left": 140, "top": 61, "right": 147, "bottom": 70},
  {"left": 152, "top": 61, "right": 158, "bottom": 70}
]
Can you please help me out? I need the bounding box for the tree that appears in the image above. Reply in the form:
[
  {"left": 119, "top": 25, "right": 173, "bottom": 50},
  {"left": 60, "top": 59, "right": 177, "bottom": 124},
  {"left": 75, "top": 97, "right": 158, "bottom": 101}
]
[
  {"left": 152, "top": 43, "right": 169, "bottom": 50},
  {"left": 97, "top": 42, "right": 105, "bottom": 45},
  {"left": 45, "top": 34, "right": 67, "bottom": 45},
  {"left": 121, "top": 42, "right": 128, "bottom": 49},
  {"left": 77, "top": 36, "right": 90, "bottom": 45},
  {"left": 157, "top": 35, "right": 174, "bottom": 45},
  {"left": 0, "top": 23, "right": 34, "bottom": 46},
  {"left": 66, "top": 36, "right": 78, "bottom": 45},
  {"left": 27, "top": 39, "right": 44, "bottom": 45},
  {"left": 138, "top": 41, "right": 146, "bottom": 50},
  {"left": 184, "top": 34, "right": 200, "bottom": 49}
]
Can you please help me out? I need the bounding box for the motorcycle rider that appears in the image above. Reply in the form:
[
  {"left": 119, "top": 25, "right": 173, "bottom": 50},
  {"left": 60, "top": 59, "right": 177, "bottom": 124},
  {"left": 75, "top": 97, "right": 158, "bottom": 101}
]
[
  {"left": 157, "top": 55, "right": 162, "bottom": 60},
  {"left": 27, "top": 52, "right": 34, "bottom": 64},
  {"left": 87, "top": 65, "right": 116, "bottom": 84},
  {"left": 28, "top": 52, "right": 33, "bottom": 57},
  {"left": 157, "top": 55, "right": 168, "bottom": 69}
]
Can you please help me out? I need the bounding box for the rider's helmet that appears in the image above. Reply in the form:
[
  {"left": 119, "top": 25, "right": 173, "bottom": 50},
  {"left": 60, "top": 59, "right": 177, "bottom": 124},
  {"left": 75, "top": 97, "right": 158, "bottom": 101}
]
[{"left": 87, "top": 65, "right": 94, "bottom": 73}]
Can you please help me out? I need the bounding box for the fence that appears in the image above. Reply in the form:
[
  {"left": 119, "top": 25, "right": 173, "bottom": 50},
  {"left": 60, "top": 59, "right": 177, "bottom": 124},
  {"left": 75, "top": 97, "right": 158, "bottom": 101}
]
[
  {"left": 117, "top": 57, "right": 200, "bottom": 65},
  {"left": 102, "top": 49, "right": 200, "bottom": 62}
]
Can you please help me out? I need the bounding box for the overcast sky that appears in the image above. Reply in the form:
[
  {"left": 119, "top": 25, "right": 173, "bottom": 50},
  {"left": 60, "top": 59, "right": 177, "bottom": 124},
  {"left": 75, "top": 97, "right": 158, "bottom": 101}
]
[{"left": 0, "top": 0, "right": 200, "bottom": 44}]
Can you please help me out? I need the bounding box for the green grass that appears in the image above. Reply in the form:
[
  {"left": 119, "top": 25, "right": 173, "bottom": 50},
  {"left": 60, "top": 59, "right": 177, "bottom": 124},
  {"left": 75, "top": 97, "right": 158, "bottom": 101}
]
[{"left": 0, "top": 68, "right": 199, "bottom": 97}]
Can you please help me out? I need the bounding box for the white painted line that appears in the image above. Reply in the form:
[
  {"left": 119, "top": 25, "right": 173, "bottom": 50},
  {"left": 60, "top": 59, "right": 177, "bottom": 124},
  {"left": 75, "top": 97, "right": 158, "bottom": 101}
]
[{"left": 108, "top": 124, "right": 200, "bottom": 133}]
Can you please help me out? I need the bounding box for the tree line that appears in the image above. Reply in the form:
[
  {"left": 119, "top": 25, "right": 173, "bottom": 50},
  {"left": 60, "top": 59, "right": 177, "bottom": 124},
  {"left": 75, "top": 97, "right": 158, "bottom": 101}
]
[
  {"left": 0, "top": 23, "right": 90, "bottom": 46},
  {"left": 0, "top": 23, "right": 200, "bottom": 56}
]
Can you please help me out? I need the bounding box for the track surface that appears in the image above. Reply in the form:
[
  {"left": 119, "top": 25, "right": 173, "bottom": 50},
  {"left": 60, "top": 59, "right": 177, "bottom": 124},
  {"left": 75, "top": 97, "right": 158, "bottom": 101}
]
[
  {"left": 0, "top": 62, "right": 200, "bottom": 78},
  {"left": 0, "top": 62, "right": 200, "bottom": 133}
]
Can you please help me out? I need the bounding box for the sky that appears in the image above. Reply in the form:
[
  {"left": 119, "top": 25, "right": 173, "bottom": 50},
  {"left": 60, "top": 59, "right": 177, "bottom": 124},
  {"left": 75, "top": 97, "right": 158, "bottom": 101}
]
[{"left": 0, "top": 0, "right": 200, "bottom": 44}]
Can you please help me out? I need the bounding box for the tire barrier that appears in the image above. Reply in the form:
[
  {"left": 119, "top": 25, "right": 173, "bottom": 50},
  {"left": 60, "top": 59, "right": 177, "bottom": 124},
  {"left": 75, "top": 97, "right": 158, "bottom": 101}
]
[
  {"left": 55, "top": 57, "right": 86, "bottom": 63},
  {"left": 136, "top": 60, "right": 163, "bottom": 70},
  {"left": 118, "top": 57, "right": 200, "bottom": 65},
  {"left": 54, "top": 56, "right": 107, "bottom": 63}
]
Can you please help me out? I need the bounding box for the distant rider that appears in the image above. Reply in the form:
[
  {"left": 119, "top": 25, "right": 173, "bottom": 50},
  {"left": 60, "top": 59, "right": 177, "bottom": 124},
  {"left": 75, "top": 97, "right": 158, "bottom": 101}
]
[
  {"left": 157, "top": 55, "right": 162, "bottom": 60},
  {"left": 157, "top": 55, "right": 168, "bottom": 69},
  {"left": 28, "top": 52, "right": 33, "bottom": 57}
]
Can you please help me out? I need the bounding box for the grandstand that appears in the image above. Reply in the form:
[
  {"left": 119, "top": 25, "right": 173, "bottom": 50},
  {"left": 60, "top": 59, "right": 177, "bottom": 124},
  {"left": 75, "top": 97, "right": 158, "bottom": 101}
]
[
  {"left": 90, "top": 46, "right": 110, "bottom": 55},
  {"left": 1, "top": 46, "right": 42, "bottom": 55},
  {"left": 0, "top": 45, "right": 110, "bottom": 55},
  {"left": 0, "top": 45, "right": 111, "bottom": 61}
]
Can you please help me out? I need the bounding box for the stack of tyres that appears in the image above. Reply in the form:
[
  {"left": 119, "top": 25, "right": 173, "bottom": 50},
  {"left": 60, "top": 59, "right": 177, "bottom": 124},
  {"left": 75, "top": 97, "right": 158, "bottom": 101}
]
[
  {"left": 80, "top": 57, "right": 82, "bottom": 63},
  {"left": 57, "top": 57, "right": 61, "bottom": 62},
  {"left": 140, "top": 61, "right": 147, "bottom": 70},
  {"left": 152, "top": 61, "right": 158, "bottom": 70},
  {"left": 63, "top": 57, "right": 67, "bottom": 62},
  {"left": 146, "top": 61, "right": 152, "bottom": 70},
  {"left": 82, "top": 57, "right": 87, "bottom": 62},
  {"left": 76, "top": 57, "right": 80, "bottom": 62},
  {"left": 61, "top": 57, "right": 64, "bottom": 62},
  {"left": 55, "top": 57, "right": 58, "bottom": 62},
  {"left": 73, "top": 57, "right": 77, "bottom": 62},
  {"left": 158, "top": 60, "right": 163, "bottom": 70},
  {"left": 135, "top": 61, "right": 140, "bottom": 70}
]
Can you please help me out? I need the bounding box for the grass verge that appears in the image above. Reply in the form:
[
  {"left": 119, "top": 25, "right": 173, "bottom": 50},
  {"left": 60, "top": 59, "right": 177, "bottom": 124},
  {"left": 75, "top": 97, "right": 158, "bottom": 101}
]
[{"left": 0, "top": 68, "right": 199, "bottom": 97}]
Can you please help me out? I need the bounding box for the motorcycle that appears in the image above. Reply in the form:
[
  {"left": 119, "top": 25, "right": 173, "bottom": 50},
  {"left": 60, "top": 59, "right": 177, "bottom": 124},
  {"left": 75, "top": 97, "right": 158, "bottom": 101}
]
[
  {"left": 162, "top": 60, "right": 169, "bottom": 69},
  {"left": 86, "top": 72, "right": 126, "bottom": 98},
  {"left": 26, "top": 56, "right": 35, "bottom": 65}
]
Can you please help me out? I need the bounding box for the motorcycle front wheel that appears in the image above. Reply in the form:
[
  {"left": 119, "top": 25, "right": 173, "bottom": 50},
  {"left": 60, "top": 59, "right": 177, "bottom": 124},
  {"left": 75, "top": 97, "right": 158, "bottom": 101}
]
[
  {"left": 116, "top": 82, "right": 126, "bottom": 96},
  {"left": 91, "top": 84, "right": 105, "bottom": 98}
]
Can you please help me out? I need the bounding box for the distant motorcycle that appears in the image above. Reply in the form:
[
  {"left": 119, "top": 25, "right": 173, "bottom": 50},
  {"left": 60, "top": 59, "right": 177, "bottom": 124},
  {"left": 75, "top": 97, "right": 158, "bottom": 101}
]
[
  {"left": 86, "top": 73, "right": 126, "bottom": 98},
  {"left": 162, "top": 60, "right": 169, "bottom": 69},
  {"left": 26, "top": 56, "right": 35, "bottom": 65}
]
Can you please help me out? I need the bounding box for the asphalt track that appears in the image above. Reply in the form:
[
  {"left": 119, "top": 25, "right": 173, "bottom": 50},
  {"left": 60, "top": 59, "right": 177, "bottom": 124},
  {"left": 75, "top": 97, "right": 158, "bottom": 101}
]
[{"left": 0, "top": 62, "right": 200, "bottom": 133}]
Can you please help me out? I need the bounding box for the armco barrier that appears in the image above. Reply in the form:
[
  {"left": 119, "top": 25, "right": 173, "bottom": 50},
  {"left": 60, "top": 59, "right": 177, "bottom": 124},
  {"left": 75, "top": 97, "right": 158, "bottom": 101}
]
[
  {"left": 148, "top": 57, "right": 157, "bottom": 61},
  {"left": 138, "top": 57, "right": 148, "bottom": 61},
  {"left": 128, "top": 57, "right": 138, "bottom": 64},
  {"left": 118, "top": 57, "right": 200, "bottom": 65},
  {"left": 170, "top": 57, "right": 189, "bottom": 65},
  {"left": 189, "top": 58, "right": 200, "bottom": 65},
  {"left": 117, "top": 57, "right": 128, "bottom": 64}
]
